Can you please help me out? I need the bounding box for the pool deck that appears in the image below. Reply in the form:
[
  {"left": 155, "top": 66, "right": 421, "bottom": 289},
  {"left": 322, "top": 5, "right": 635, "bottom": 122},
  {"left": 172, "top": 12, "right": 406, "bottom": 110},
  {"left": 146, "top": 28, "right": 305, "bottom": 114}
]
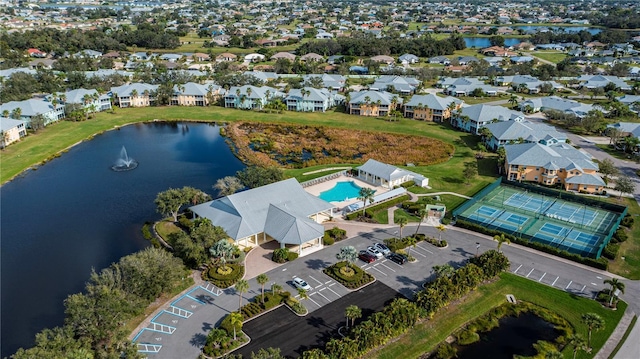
[{"left": 303, "top": 174, "right": 389, "bottom": 212}]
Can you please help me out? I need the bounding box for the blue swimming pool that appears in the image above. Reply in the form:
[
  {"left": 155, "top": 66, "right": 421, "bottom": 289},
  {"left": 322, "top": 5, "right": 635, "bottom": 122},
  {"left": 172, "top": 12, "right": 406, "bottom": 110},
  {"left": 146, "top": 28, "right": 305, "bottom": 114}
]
[{"left": 319, "top": 181, "right": 371, "bottom": 202}]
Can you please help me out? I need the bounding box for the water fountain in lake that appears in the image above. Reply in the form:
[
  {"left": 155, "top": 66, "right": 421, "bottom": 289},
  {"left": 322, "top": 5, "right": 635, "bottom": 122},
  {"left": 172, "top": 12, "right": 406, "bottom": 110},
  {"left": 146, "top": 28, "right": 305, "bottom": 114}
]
[{"left": 111, "top": 146, "right": 138, "bottom": 171}]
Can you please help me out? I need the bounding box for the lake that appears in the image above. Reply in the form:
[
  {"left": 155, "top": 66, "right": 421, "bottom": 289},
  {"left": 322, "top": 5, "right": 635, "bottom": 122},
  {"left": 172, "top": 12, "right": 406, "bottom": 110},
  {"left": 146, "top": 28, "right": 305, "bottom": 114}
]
[
  {"left": 0, "top": 122, "right": 245, "bottom": 357},
  {"left": 517, "top": 25, "right": 602, "bottom": 35},
  {"left": 464, "top": 37, "right": 522, "bottom": 48},
  {"left": 455, "top": 312, "right": 560, "bottom": 359}
]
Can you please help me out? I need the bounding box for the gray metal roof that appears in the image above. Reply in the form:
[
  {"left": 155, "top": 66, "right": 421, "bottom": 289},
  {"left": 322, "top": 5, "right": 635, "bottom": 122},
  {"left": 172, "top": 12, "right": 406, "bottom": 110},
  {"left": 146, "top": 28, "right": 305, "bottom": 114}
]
[
  {"left": 264, "top": 204, "right": 325, "bottom": 245},
  {"left": 349, "top": 90, "right": 402, "bottom": 106},
  {"left": 189, "top": 178, "right": 334, "bottom": 242},
  {"left": 357, "top": 159, "right": 412, "bottom": 182},
  {"left": 505, "top": 142, "right": 599, "bottom": 172},
  {"left": 405, "top": 94, "right": 462, "bottom": 110},
  {"left": 484, "top": 120, "right": 567, "bottom": 142},
  {"left": 460, "top": 104, "right": 524, "bottom": 123},
  {"left": 0, "top": 117, "right": 27, "bottom": 131},
  {"left": 565, "top": 173, "right": 606, "bottom": 186}
]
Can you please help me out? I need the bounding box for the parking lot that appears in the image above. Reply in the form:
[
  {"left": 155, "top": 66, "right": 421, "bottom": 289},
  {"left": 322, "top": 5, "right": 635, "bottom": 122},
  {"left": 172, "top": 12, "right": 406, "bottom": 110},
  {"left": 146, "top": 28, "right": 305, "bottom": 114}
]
[{"left": 510, "top": 260, "right": 605, "bottom": 299}]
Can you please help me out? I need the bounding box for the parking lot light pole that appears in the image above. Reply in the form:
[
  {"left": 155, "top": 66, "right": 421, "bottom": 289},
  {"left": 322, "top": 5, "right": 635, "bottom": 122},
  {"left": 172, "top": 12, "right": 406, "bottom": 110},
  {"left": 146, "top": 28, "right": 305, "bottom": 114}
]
[{"left": 475, "top": 242, "right": 480, "bottom": 257}]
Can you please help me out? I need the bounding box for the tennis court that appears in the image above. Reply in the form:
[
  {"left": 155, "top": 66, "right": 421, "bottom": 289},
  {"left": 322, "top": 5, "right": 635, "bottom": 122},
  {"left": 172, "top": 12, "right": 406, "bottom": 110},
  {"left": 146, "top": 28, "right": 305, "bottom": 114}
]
[{"left": 453, "top": 180, "right": 627, "bottom": 258}]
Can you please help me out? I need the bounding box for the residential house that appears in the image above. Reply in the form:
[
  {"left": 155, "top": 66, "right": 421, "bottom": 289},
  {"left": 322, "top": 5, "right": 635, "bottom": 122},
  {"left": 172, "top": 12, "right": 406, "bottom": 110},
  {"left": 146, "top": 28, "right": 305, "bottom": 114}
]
[
  {"left": 190, "top": 178, "right": 335, "bottom": 253},
  {"left": 606, "top": 122, "right": 640, "bottom": 138},
  {"left": 73, "top": 49, "right": 102, "bottom": 59},
  {"left": 244, "top": 71, "right": 278, "bottom": 83},
  {"left": 27, "top": 48, "right": 46, "bottom": 58},
  {"left": 577, "top": 75, "right": 631, "bottom": 91},
  {"left": 159, "top": 54, "right": 183, "bottom": 63},
  {"left": 442, "top": 77, "right": 502, "bottom": 97},
  {"left": 496, "top": 75, "right": 563, "bottom": 93},
  {"left": 0, "top": 117, "right": 28, "bottom": 148},
  {"left": 171, "top": 82, "right": 223, "bottom": 106},
  {"left": 480, "top": 46, "right": 517, "bottom": 57},
  {"left": 192, "top": 53, "right": 211, "bottom": 62},
  {"left": 452, "top": 104, "right": 525, "bottom": 135},
  {"left": 284, "top": 87, "right": 342, "bottom": 112},
  {"left": 370, "top": 55, "right": 395, "bottom": 65},
  {"left": 244, "top": 53, "right": 266, "bottom": 63},
  {"left": 504, "top": 142, "right": 605, "bottom": 193},
  {"left": 28, "top": 59, "right": 56, "bottom": 69},
  {"left": 617, "top": 95, "right": 640, "bottom": 113},
  {"left": 216, "top": 52, "right": 237, "bottom": 62},
  {"left": 224, "top": 85, "right": 283, "bottom": 109},
  {"left": 316, "top": 31, "right": 334, "bottom": 39},
  {"left": 300, "top": 53, "right": 324, "bottom": 62},
  {"left": 483, "top": 120, "right": 568, "bottom": 150},
  {"left": 110, "top": 83, "right": 159, "bottom": 108},
  {"left": 398, "top": 53, "right": 420, "bottom": 65},
  {"left": 356, "top": 159, "right": 429, "bottom": 189},
  {"left": 62, "top": 88, "right": 112, "bottom": 112},
  {"left": 404, "top": 94, "right": 463, "bottom": 121},
  {"left": 369, "top": 75, "right": 421, "bottom": 95},
  {"left": 271, "top": 52, "right": 296, "bottom": 61},
  {"left": 0, "top": 98, "right": 65, "bottom": 127},
  {"left": 518, "top": 96, "right": 596, "bottom": 118},
  {"left": 302, "top": 74, "right": 346, "bottom": 91},
  {"left": 429, "top": 56, "right": 451, "bottom": 65},
  {"left": 348, "top": 91, "right": 402, "bottom": 117}
]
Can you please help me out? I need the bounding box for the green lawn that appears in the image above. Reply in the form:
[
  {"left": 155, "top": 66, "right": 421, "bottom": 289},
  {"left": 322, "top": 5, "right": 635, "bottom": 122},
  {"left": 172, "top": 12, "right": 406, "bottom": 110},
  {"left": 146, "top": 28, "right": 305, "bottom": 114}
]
[
  {"left": 373, "top": 273, "right": 626, "bottom": 359},
  {"left": 1, "top": 107, "right": 498, "bottom": 197},
  {"left": 531, "top": 51, "right": 568, "bottom": 64},
  {"left": 608, "top": 198, "right": 640, "bottom": 279}
]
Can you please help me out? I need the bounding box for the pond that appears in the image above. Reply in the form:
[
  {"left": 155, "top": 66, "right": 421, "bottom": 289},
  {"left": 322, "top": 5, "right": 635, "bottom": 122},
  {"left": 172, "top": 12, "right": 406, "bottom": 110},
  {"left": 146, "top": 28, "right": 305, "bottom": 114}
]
[
  {"left": 464, "top": 37, "right": 522, "bottom": 48},
  {"left": 517, "top": 25, "right": 602, "bottom": 35},
  {"left": 455, "top": 312, "right": 560, "bottom": 359},
  {"left": 0, "top": 122, "right": 245, "bottom": 357}
]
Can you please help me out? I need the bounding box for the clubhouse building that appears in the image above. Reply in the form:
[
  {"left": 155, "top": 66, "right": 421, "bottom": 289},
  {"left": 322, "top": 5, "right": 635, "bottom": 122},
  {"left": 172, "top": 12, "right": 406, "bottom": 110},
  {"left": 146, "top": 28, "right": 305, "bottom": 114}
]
[{"left": 189, "top": 178, "right": 335, "bottom": 254}]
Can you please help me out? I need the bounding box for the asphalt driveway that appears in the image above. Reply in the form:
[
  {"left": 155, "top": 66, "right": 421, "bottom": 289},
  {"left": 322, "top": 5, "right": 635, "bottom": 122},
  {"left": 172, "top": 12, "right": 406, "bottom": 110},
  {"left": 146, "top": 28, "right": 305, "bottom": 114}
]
[{"left": 235, "top": 281, "right": 402, "bottom": 358}]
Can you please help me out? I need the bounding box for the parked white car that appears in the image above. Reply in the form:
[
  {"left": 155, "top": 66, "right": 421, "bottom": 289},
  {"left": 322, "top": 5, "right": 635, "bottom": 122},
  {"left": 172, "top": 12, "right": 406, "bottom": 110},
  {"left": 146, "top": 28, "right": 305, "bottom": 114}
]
[
  {"left": 373, "top": 243, "right": 391, "bottom": 256},
  {"left": 292, "top": 276, "right": 312, "bottom": 291},
  {"left": 366, "top": 246, "right": 384, "bottom": 259}
]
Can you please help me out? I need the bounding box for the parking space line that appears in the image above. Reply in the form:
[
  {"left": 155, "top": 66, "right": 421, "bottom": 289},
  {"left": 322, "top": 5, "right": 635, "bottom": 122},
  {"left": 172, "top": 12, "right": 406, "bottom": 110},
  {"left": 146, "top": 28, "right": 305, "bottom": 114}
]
[
  {"left": 309, "top": 276, "right": 323, "bottom": 286},
  {"left": 417, "top": 243, "right": 434, "bottom": 254},
  {"left": 324, "top": 285, "right": 340, "bottom": 297},
  {"left": 526, "top": 268, "right": 535, "bottom": 278},
  {"left": 513, "top": 264, "right": 522, "bottom": 273},
  {"left": 370, "top": 266, "right": 388, "bottom": 276},
  {"left": 410, "top": 248, "right": 427, "bottom": 258},
  {"left": 316, "top": 289, "right": 331, "bottom": 301},
  {"left": 378, "top": 262, "right": 397, "bottom": 272},
  {"left": 551, "top": 276, "right": 559, "bottom": 286},
  {"left": 307, "top": 295, "right": 320, "bottom": 307},
  {"left": 384, "top": 259, "right": 403, "bottom": 268},
  {"left": 591, "top": 282, "right": 598, "bottom": 286},
  {"left": 538, "top": 273, "right": 546, "bottom": 282},
  {"left": 566, "top": 281, "right": 573, "bottom": 289},
  {"left": 580, "top": 285, "right": 586, "bottom": 293}
]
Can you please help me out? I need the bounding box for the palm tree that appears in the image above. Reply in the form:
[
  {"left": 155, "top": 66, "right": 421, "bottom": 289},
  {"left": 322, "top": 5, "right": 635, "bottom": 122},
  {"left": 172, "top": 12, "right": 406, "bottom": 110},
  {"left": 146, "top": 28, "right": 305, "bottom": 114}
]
[
  {"left": 229, "top": 311, "right": 243, "bottom": 341},
  {"left": 235, "top": 279, "right": 249, "bottom": 311},
  {"left": 414, "top": 209, "right": 428, "bottom": 235},
  {"left": 297, "top": 287, "right": 308, "bottom": 302},
  {"left": 1, "top": 110, "right": 9, "bottom": 118},
  {"left": 436, "top": 224, "right": 446, "bottom": 243},
  {"left": 257, "top": 273, "right": 269, "bottom": 304},
  {"left": 357, "top": 187, "right": 375, "bottom": 216},
  {"left": 508, "top": 94, "right": 518, "bottom": 108},
  {"left": 404, "top": 235, "right": 417, "bottom": 258},
  {"left": 10, "top": 108, "right": 22, "bottom": 120},
  {"left": 603, "top": 278, "right": 625, "bottom": 307},
  {"left": 397, "top": 216, "right": 408, "bottom": 239},
  {"left": 271, "top": 283, "right": 282, "bottom": 295},
  {"left": 493, "top": 233, "right": 511, "bottom": 252},
  {"left": 581, "top": 313, "right": 605, "bottom": 349},
  {"left": 345, "top": 305, "right": 361, "bottom": 329},
  {"left": 567, "top": 333, "right": 587, "bottom": 359}
]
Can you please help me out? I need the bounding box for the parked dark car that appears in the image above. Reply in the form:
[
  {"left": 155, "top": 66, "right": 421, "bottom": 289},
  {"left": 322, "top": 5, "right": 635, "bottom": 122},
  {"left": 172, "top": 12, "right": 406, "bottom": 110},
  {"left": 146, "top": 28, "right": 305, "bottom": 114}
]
[
  {"left": 358, "top": 250, "right": 377, "bottom": 263},
  {"left": 387, "top": 253, "right": 408, "bottom": 265}
]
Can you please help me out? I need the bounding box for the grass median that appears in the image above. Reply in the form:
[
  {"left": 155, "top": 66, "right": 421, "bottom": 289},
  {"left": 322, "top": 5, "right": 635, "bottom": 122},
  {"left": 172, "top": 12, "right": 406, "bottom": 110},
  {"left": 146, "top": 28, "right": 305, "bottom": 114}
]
[{"left": 373, "top": 272, "right": 626, "bottom": 359}]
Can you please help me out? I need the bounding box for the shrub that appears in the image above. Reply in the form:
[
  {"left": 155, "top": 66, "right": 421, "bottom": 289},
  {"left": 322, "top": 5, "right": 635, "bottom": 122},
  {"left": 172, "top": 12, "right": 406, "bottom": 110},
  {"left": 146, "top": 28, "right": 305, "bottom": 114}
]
[
  {"left": 323, "top": 234, "right": 335, "bottom": 245},
  {"left": 457, "top": 328, "right": 480, "bottom": 345},
  {"left": 287, "top": 251, "right": 299, "bottom": 261},
  {"left": 272, "top": 248, "right": 289, "bottom": 263},
  {"left": 434, "top": 343, "right": 457, "bottom": 359},
  {"left": 220, "top": 313, "right": 242, "bottom": 336},
  {"left": 612, "top": 229, "right": 628, "bottom": 243},
  {"left": 203, "top": 264, "right": 245, "bottom": 288},
  {"left": 621, "top": 215, "right": 634, "bottom": 228},
  {"left": 345, "top": 195, "right": 410, "bottom": 221},
  {"left": 178, "top": 216, "right": 193, "bottom": 230},
  {"left": 603, "top": 243, "right": 620, "bottom": 260},
  {"left": 441, "top": 217, "right": 451, "bottom": 225},
  {"left": 323, "top": 261, "right": 374, "bottom": 289},
  {"left": 326, "top": 226, "right": 347, "bottom": 242}
]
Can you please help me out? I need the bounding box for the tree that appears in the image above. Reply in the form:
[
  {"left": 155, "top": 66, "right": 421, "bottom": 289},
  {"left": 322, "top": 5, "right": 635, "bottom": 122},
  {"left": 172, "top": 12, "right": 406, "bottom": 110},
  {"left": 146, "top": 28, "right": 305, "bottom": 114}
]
[
  {"left": 493, "top": 233, "right": 511, "bottom": 252},
  {"left": 567, "top": 333, "right": 587, "bottom": 359},
  {"left": 414, "top": 208, "right": 428, "bottom": 236},
  {"left": 250, "top": 347, "right": 286, "bottom": 359},
  {"left": 614, "top": 175, "right": 635, "bottom": 199},
  {"left": 155, "top": 186, "right": 210, "bottom": 221},
  {"left": 271, "top": 283, "right": 282, "bottom": 295},
  {"left": 432, "top": 264, "right": 454, "bottom": 278},
  {"left": 357, "top": 187, "right": 375, "bottom": 216},
  {"left": 297, "top": 287, "right": 309, "bottom": 302},
  {"left": 436, "top": 224, "right": 446, "bottom": 243},
  {"left": 581, "top": 110, "right": 605, "bottom": 134},
  {"left": 404, "top": 235, "right": 417, "bottom": 258},
  {"left": 544, "top": 350, "right": 563, "bottom": 359},
  {"left": 209, "top": 239, "right": 236, "bottom": 270},
  {"left": 581, "top": 313, "right": 604, "bottom": 349},
  {"left": 336, "top": 245, "right": 357, "bottom": 264},
  {"left": 598, "top": 159, "right": 618, "bottom": 185},
  {"left": 603, "top": 278, "right": 625, "bottom": 307},
  {"left": 229, "top": 311, "right": 243, "bottom": 341},
  {"left": 256, "top": 273, "right": 269, "bottom": 304},
  {"left": 396, "top": 216, "right": 408, "bottom": 239},
  {"left": 30, "top": 114, "right": 46, "bottom": 132},
  {"left": 213, "top": 176, "right": 243, "bottom": 197},
  {"left": 463, "top": 161, "right": 478, "bottom": 185},
  {"left": 235, "top": 279, "right": 249, "bottom": 311},
  {"left": 236, "top": 166, "right": 284, "bottom": 188},
  {"left": 345, "top": 305, "right": 361, "bottom": 329}
]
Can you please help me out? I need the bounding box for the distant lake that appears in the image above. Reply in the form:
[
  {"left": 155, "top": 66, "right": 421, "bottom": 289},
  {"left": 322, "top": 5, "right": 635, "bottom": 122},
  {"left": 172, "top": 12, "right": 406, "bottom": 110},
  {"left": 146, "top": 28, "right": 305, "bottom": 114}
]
[
  {"left": 0, "top": 122, "right": 245, "bottom": 357},
  {"left": 517, "top": 25, "right": 602, "bottom": 35},
  {"left": 464, "top": 37, "right": 522, "bottom": 48}
]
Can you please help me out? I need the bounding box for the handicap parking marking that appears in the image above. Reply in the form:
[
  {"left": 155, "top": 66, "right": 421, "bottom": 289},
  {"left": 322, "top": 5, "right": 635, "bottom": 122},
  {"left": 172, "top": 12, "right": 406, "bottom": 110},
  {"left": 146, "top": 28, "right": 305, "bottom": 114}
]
[{"left": 513, "top": 264, "right": 523, "bottom": 274}]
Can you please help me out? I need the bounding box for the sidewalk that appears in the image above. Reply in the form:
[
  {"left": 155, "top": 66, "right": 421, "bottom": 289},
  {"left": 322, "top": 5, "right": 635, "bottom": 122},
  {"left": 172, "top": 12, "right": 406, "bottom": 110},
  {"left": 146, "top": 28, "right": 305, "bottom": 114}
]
[{"left": 595, "top": 309, "right": 636, "bottom": 359}]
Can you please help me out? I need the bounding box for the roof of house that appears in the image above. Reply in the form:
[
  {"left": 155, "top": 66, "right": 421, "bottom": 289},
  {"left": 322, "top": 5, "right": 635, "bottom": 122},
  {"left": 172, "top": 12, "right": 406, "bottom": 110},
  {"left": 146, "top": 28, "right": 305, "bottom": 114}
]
[
  {"left": 271, "top": 52, "right": 296, "bottom": 60},
  {"left": 0, "top": 117, "right": 27, "bottom": 131},
  {"left": 521, "top": 96, "right": 595, "bottom": 116},
  {"left": 405, "top": 94, "right": 462, "bottom": 110},
  {"left": 564, "top": 173, "right": 606, "bottom": 186},
  {"left": 189, "top": 178, "right": 333, "bottom": 242},
  {"left": 111, "top": 83, "right": 159, "bottom": 97},
  {"left": 348, "top": 90, "right": 402, "bottom": 105},
  {"left": 369, "top": 75, "right": 421, "bottom": 93},
  {"left": 226, "top": 85, "right": 283, "bottom": 99},
  {"left": 286, "top": 87, "right": 332, "bottom": 102},
  {"left": 460, "top": 104, "right": 524, "bottom": 123},
  {"left": 484, "top": 120, "right": 567, "bottom": 142},
  {"left": 617, "top": 95, "right": 640, "bottom": 105},
  {"left": 173, "top": 82, "right": 219, "bottom": 96},
  {"left": 505, "top": 142, "right": 599, "bottom": 171},
  {"left": 0, "top": 99, "right": 58, "bottom": 117},
  {"left": 607, "top": 122, "right": 640, "bottom": 137},
  {"left": 357, "top": 159, "right": 414, "bottom": 182}
]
